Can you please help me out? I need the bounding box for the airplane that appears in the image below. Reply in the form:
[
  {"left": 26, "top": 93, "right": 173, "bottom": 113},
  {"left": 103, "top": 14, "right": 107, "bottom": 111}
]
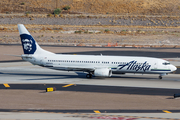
[{"left": 17, "top": 24, "right": 177, "bottom": 79}]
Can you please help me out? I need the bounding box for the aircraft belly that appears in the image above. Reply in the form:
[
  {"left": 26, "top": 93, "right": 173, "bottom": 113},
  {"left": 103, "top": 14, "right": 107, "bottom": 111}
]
[
  {"left": 112, "top": 68, "right": 153, "bottom": 74},
  {"left": 112, "top": 68, "right": 171, "bottom": 74},
  {"left": 45, "top": 66, "right": 67, "bottom": 70}
]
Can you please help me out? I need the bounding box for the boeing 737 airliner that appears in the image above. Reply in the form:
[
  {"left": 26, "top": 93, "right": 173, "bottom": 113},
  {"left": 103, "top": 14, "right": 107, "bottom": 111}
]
[{"left": 18, "top": 24, "right": 177, "bottom": 79}]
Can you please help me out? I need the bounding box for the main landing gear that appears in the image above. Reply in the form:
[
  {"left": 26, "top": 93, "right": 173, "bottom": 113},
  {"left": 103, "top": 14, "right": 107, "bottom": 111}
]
[
  {"left": 86, "top": 74, "right": 92, "bottom": 78},
  {"left": 159, "top": 76, "right": 162, "bottom": 79}
]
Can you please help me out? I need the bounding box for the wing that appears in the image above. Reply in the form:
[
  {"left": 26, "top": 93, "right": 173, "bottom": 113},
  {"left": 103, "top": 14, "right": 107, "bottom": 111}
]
[
  {"left": 46, "top": 65, "right": 108, "bottom": 72},
  {"left": 52, "top": 65, "right": 95, "bottom": 71},
  {"left": 5, "top": 54, "right": 33, "bottom": 58}
]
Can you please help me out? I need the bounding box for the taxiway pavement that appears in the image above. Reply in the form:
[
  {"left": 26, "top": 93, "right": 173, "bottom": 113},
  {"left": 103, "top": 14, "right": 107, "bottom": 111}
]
[
  {"left": 0, "top": 62, "right": 180, "bottom": 120},
  {"left": 0, "top": 62, "right": 180, "bottom": 89},
  {"left": 1, "top": 112, "right": 180, "bottom": 120}
]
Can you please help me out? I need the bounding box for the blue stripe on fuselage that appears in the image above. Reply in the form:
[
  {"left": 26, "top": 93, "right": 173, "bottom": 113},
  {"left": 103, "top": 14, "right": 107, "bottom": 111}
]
[{"left": 151, "top": 69, "right": 171, "bottom": 71}]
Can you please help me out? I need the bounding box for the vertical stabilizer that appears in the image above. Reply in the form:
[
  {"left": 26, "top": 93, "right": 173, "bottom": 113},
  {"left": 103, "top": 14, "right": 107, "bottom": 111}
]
[
  {"left": 18, "top": 24, "right": 53, "bottom": 55},
  {"left": 18, "top": 24, "right": 37, "bottom": 54}
]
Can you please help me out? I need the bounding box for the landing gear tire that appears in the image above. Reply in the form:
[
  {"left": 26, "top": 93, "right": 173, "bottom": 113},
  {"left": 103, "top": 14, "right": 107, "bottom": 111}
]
[
  {"left": 159, "top": 76, "right": 162, "bottom": 79},
  {"left": 86, "top": 74, "right": 92, "bottom": 78}
]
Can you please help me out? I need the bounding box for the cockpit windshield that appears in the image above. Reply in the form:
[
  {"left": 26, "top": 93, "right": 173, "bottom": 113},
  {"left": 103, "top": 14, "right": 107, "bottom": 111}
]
[{"left": 162, "top": 62, "right": 170, "bottom": 65}]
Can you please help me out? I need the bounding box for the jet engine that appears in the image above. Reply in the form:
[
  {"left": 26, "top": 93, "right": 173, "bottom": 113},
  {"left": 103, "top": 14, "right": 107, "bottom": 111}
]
[{"left": 94, "top": 68, "right": 112, "bottom": 77}]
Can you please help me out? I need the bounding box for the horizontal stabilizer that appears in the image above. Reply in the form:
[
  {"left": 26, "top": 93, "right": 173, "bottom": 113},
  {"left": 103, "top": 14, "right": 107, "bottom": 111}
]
[{"left": 4, "top": 54, "right": 22, "bottom": 57}]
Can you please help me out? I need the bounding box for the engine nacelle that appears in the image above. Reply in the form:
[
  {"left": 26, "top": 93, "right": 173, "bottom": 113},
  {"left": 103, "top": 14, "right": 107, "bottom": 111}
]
[{"left": 94, "top": 68, "right": 112, "bottom": 77}]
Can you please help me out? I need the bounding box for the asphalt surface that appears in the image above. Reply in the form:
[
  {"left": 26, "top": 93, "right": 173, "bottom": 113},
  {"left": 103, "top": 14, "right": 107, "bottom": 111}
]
[
  {"left": 0, "top": 109, "right": 180, "bottom": 113},
  {"left": 1, "top": 44, "right": 180, "bottom": 58},
  {"left": 1, "top": 84, "right": 180, "bottom": 96},
  {"left": 60, "top": 50, "right": 180, "bottom": 58},
  {"left": 1, "top": 83, "right": 180, "bottom": 114}
]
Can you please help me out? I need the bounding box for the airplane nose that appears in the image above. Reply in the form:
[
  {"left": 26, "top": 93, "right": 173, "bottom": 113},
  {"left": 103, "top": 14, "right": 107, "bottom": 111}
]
[{"left": 171, "top": 65, "right": 177, "bottom": 72}]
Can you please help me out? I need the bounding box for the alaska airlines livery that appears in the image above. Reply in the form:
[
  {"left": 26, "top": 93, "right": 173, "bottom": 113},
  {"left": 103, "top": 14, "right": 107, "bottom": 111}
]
[{"left": 18, "top": 24, "right": 177, "bottom": 79}]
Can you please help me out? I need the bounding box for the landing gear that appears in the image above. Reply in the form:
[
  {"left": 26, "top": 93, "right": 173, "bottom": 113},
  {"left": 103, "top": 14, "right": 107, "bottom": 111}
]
[
  {"left": 159, "top": 73, "right": 167, "bottom": 79},
  {"left": 86, "top": 74, "right": 92, "bottom": 78},
  {"left": 159, "top": 76, "right": 162, "bottom": 79}
]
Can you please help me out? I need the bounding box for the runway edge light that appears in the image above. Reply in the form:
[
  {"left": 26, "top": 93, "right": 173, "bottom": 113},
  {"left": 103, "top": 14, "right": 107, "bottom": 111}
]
[
  {"left": 174, "top": 93, "right": 180, "bottom": 98},
  {"left": 46, "top": 87, "right": 56, "bottom": 92}
]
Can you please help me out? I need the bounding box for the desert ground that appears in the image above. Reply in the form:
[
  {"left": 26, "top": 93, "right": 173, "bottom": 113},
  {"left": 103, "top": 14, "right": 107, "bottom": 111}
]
[{"left": 0, "top": 0, "right": 180, "bottom": 47}]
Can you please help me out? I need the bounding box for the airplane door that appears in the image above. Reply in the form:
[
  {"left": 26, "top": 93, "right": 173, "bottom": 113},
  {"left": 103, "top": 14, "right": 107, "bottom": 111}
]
[
  {"left": 40, "top": 57, "right": 46, "bottom": 66},
  {"left": 154, "top": 62, "right": 158, "bottom": 69},
  {"left": 40, "top": 59, "right": 43, "bottom": 65}
]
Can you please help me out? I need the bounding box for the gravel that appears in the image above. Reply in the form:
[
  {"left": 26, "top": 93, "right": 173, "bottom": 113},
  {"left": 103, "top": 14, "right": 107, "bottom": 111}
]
[{"left": 0, "top": 17, "right": 180, "bottom": 27}]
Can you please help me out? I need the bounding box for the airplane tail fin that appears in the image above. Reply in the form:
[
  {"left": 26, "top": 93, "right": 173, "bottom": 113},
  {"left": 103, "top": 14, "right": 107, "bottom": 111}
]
[
  {"left": 18, "top": 24, "right": 53, "bottom": 55},
  {"left": 18, "top": 24, "right": 38, "bottom": 54}
]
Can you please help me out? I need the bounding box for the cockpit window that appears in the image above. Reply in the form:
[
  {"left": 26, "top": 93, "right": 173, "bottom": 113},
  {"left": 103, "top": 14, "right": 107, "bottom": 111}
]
[{"left": 163, "top": 62, "right": 170, "bottom": 65}]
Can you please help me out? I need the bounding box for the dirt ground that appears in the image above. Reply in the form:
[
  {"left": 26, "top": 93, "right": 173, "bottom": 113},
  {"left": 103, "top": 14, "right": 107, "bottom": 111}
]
[
  {"left": 1, "top": 25, "right": 180, "bottom": 48},
  {"left": 0, "top": 90, "right": 178, "bottom": 110},
  {"left": 1, "top": 0, "right": 180, "bottom": 15}
]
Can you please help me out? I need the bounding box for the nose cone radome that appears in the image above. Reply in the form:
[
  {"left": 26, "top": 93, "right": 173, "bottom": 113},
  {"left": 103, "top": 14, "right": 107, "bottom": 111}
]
[{"left": 171, "top": 65, "right": 177, "bottom": 72}]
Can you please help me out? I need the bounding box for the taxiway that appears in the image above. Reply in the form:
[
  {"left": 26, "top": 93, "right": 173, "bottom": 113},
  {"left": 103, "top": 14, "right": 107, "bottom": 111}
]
[{"left": 0, "top": 61, "right": 180, "bottom": 120}]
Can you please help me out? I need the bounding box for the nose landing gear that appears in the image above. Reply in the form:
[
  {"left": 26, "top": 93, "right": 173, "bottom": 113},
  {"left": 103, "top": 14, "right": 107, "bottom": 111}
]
[{"left": 159, "top": 73, "right": 167, "bottom": 79}]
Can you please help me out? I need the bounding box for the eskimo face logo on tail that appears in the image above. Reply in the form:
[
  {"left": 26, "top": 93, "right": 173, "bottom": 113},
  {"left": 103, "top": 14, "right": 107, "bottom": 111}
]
[
  {"left": 20, "top": 34, "right": 36, "bottom": 54},
  {"left": 22, "top": 39, "right": 33, "bottom": 52},
  {"left": 118, "top": 60, "right": 151, "bottom": 72}
]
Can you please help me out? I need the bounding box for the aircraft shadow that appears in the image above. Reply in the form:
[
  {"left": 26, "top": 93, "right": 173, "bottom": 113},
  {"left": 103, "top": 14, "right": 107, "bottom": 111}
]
[
  {"left": 0, "top": 72, "right": 86, "bottom": 80},
  {"left": 0, "top": 72, "right": 158, "bottom": 80}
]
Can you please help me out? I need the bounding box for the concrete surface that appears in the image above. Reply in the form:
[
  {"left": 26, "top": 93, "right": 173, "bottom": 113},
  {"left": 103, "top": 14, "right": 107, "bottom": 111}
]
[
  {"left": 0, "top": 112, "right": 180, "bottom": 120},
  {"left": 0, "top": 62, "right": 180, "bottom": 89}
]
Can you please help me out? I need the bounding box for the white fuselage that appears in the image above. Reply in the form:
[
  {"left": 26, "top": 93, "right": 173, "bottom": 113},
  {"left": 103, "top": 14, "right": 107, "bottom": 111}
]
[{"left": 22, "top": 53, "right": 176, "bottom": 75}]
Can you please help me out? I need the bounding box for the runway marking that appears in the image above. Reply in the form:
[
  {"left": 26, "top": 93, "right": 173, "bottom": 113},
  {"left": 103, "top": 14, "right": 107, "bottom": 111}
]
[
  {"left": 163, "top": 110, "right": 172, "bottom": 113},
  {"left": 3, "top": 83, "right": 10, "bottom": 87},
  {"left": 62, "top": 84, "right": 74, "bottom": 87},
  {"left": 94, "top": 110, "right": 101, "bottom": 113}
]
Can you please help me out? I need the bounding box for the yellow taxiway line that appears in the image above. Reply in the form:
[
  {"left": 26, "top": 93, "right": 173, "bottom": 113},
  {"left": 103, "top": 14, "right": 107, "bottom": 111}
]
[
  {"left": 163, "top": 110, "right": 172, "bottom": 113},
  {"left": 62, "top": 84, "right": 74, "bottom": 88},
  {"left": 3, "top": 83, "right": 10, "bottom": 87},
  {"left": 94, "top": 110, "right": 101, "bottom": 113}
]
